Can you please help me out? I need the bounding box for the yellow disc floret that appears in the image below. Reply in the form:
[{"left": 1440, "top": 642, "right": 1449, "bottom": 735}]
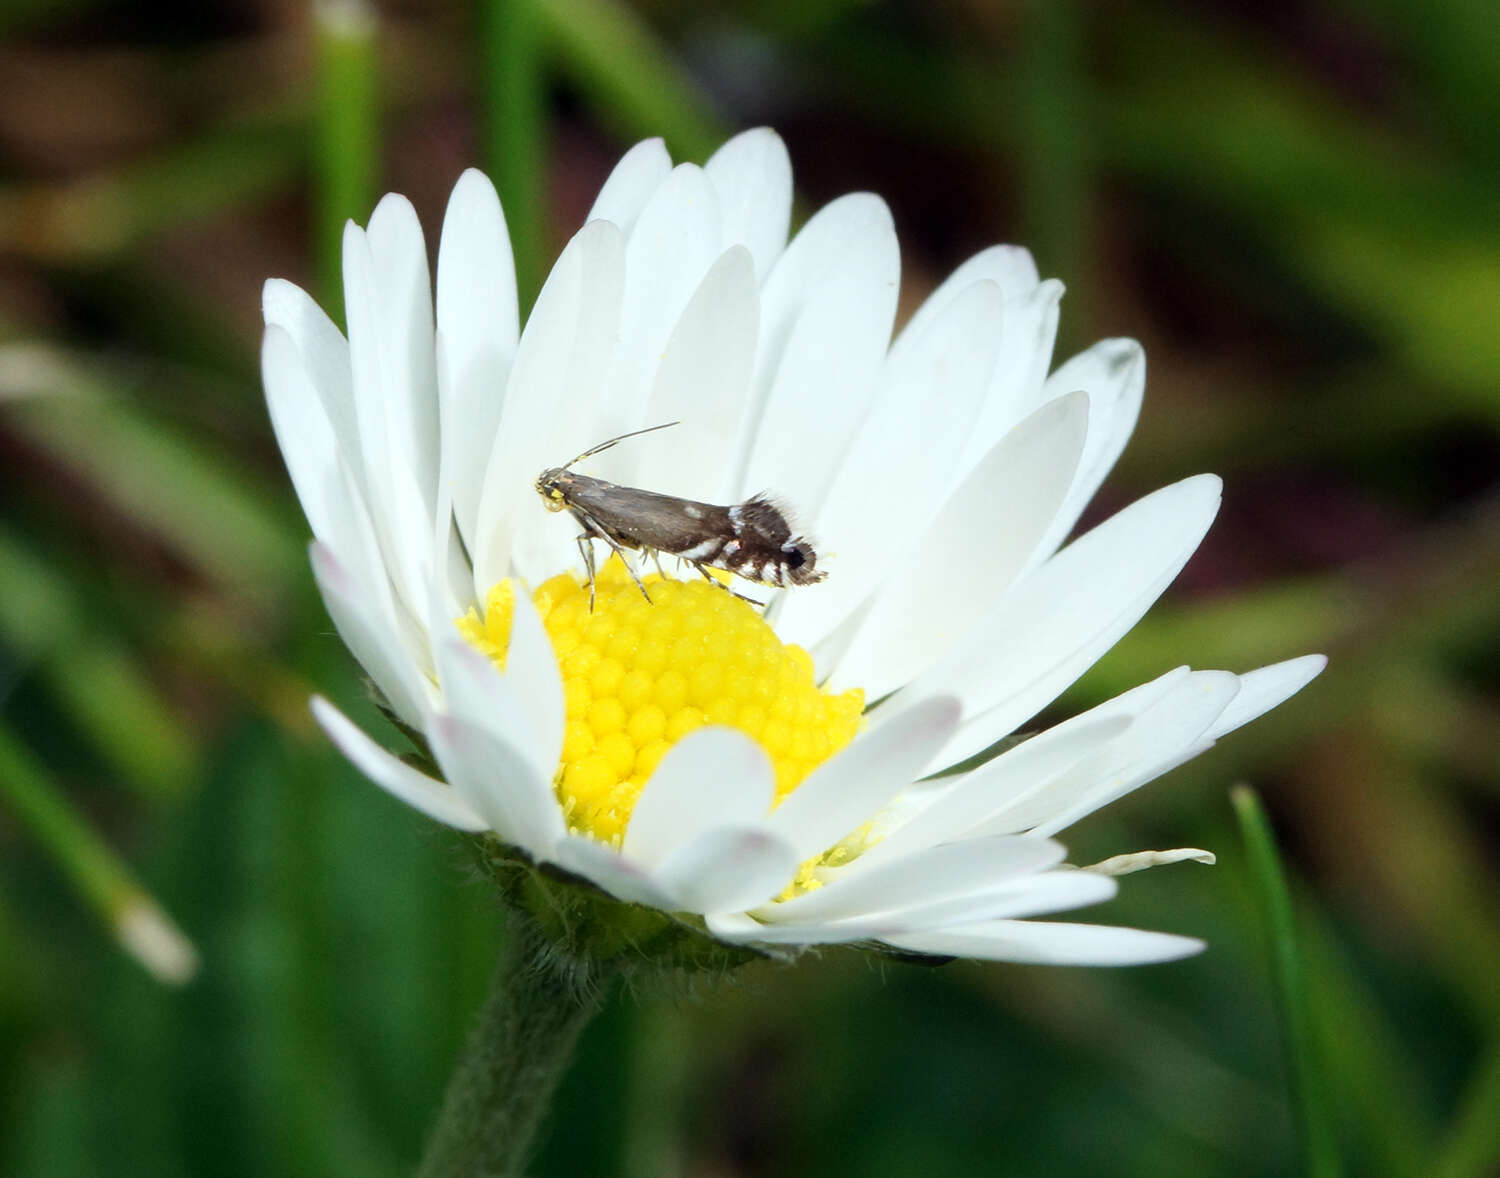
[{"left": 456, "top": 558, "right": 864, "bottom": 847}]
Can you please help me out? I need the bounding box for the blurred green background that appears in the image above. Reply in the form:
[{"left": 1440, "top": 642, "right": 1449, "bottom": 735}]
[{"left": 2, "top": 1, "right": 1497, "bottom": 1175}]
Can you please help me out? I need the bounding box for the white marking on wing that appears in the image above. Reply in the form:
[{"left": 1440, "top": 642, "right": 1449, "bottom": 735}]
[{"left": 680, "top": 538, "right": 722, "bottom": 561}]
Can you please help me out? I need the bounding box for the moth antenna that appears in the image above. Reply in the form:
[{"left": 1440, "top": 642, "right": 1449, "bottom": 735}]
[{"left": 562, "top": 421, "right": 680, "bottom": 471}]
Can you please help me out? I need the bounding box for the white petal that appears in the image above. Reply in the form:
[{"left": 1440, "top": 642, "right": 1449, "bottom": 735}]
[
  {"left": 956, "top": 280, "right": 1064, "bottom": 478},
  {"left": 1208, "top": 654, "right": 1327, "bottom": 739},
  {"left": 341, "top": 221, "right": 434, "bottom": 617},
  {"left": 775, "top": 278, "right": 1007, "bottom": 650},
  {"left": 1031, "top": 663, "right": 1194, "bottom": 731},
  {"left": 850, "top": 713, "right": 1131, "bottom": 873},
  {"left": 291, "top": 437, "right": 414, "bottom": 676},
  {"left": 895, "top": 474, "right": 1223, "bottom": 770},
  {"left": 897, "top": 245, "right": 1040, "bottom": 348},
  {"left": 622, "top": 728, "right": 775, "bottom": 868},
  {"left": 599, "top": 164, "right": 724, "bottom": 442},
  {"left": 806, "top": 594, "right": 874, "bottom": 684},
  {"left": 436, "top": 169, "right": 519, "bottom": 546},
  {"left": 705, "top": 910, "right": 879, "bottom": 946},
  {"left": 310, "top": 542, "right": 430, "bottom": 728},
  {"left": 1026, "top": 339, "right": 1146, "bottom": 565},
  {"left": 717, "top": 870, "right": 1117, "bottom": 945},
  {"left": 884, "top": 920, "right": 1205, "bottom": 965},
  {"left": 869, "top": 869, "right": 1117, "bottom": 929},
  {"left": 431, "top": 636, "right": 549, "bottom": 783},
  {"left": 341, "top": 223, "right": 396, "bottom": 536},
  {"left": 732, "top": 193, "right": 899, "bottom": 510},
  {"left": 472, "top": 219, "right": 625, "bottom": 592},
  {"left": 311, "top": 697, "right": 485, "bottom": 831},
  {"left": 550, "top": 835, "right": 675, "bottom": 910},
  {"left": 503, "top": 590, "right": 566, "bottom": 778},
  {"left": 262, "top": 305, "right": 395, "bottom": 641},
  {"left": 428, "top": 713, "right": 564, "bottom": 855},
  {"left": 261, "top": 279, "right": 363, "bottom": 485},
  {"left": 366, "top": 193, "right": 441, "bottom": 512},
  {"left": 261, "top": 325, "right": 342, "bottom": 545},
  {"left": 587, "top": 137, "right": 673, "bottom": 232},
  {"left": 760, "top": 835, "right": 1067, "bottom": 925},
  {"left": 765, "top": 696, "right": 961, "bottom": 862},
  {"left": 1084, "top": 848, "right": 1216, "bottom": 875},
  {"left": 386, "top": 461, "right": 440, "bottom": 626},
  {"left": 631, "top": 245, "right": 760, "bottom": 503},
  {"left": 430, "top": 479, "right": 478, "bottom": 622},
  {"left": 704, "top": 127, "right": 793, "bottom": 282},
  {"left": 827, "top": 391, "right": 1090, "bottom": 698},
  {"left": 1000, "top": 670, "right": 1240, "bottom": 838},
  {"left": 652, "top": 825, "right": 800, "bottom": 914},
  {"left": 327, "top": 455, "right": 419, "bottom": 647}
]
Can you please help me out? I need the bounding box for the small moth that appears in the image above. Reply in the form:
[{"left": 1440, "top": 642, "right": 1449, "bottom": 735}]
[{"left": 535, "top": 423, "right": 826, "bottom": 608}]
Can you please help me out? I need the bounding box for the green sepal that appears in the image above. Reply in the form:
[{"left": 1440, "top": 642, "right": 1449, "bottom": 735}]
[{"left": 466, "top": 833, "right": 787, "bottom": 977}]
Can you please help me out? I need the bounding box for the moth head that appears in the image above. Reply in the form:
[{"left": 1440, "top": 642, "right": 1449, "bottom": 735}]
[
  {"left": 781, "top": 538, "right": 827, "bottom": 585},
  {"left": 535, "top": 469, "right": 569, "bottom": 512}
]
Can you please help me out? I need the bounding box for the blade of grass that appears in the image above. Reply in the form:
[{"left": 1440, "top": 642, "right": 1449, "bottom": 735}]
[
  {"left": 772, "top": 15, "right": 1500, "bottom": 424},
  {"left": 534, "top": 0, "right": 728, "bottom": 162},
  {"left": 768, "top": 29, "right": 1023, "bottom": 154},
  {"left": 1100, "top": 12, "right": 1500, "bottom": 416},
  {"left": 1321, "top": 733, "right": 1500, "bottom": 1033},
  {"left": 1339, "top": 0, "right": 1500, "bottom": 170},
  {"left": 0, "top": 723, "right": 197, "bottom": 984},
  {"left": 1430, "top": 1040, "right": 1500, "bottom": 1178},
  {"left": 1365, "top": 663, "right": 1500, "bottom": 795},
  {"left": 0, "top": 123, "right": 301, "bottom": 262},
  {"left": 0, "top": 1052, "right": 93, "bottom": 1178},
  {"left": 0, "top": 527, "right": 197, "bottom": 799},
  {"left": 1298, "top": 897, "right": 1433, "bottom": 1178},
  {"left": 1231, "top": 785, "right": 1341, "bottom": 1178},
  {"left": 313, "top": 0, "right": 381, "bottom": 325},
  {"left": 480, "top": 0, "right": 547, "bottom": 310},
  {"left": 1017, "top": 0, "right": 1088, "bottom": 306},
  {"left": 6, "top": 375, "right": 304, "bottom": 613},
  {"left": 621, "top": 998, "right": 691, "bottom": 1178},
  {"left": 983, "top": 964, "right": 1279, "bottom": 1158}
]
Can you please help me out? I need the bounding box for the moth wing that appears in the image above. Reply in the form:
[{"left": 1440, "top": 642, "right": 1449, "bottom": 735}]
[
  {"left": 736, "top": 492, "right": 826, "bottom": 585},
  {"left": 740, "top": 493, "right": 812, "bottom": 546},
  {"left": 566, "top": 480, "right": 734, "bottom": 554}
]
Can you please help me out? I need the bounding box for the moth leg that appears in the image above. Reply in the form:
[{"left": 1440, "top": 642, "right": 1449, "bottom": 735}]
[
  {"left": 650, "top": 550, "right": 667, "bottom": 581},
  {"left": 692, "top": 563, "right": 764, "bottom": 608},
  {"left": 593, "top": 531, "right": 652, "bottom": 605},
  {"left": 575, "top": 534, "right": 598, "bottom": 611},
  {"left": 570, "top": 508, "right": 652, "bottom": 608},
  {"left": 620, "top": 549, "right": 653, "bottom": 603}
]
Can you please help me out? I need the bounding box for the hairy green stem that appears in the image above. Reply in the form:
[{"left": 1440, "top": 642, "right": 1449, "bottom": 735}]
[{"left": 417, "top": 913, "right": 614, "bottom": 1178}]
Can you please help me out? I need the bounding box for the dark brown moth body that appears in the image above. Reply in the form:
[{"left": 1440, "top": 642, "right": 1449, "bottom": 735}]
[{"left": 535, "top": 424, "right": 826, "bottom": 607}]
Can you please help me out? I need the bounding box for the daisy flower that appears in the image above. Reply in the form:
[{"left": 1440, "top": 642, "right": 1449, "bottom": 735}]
[{"left": 261, "top": 128, "right": 1323, "bottom": 968}]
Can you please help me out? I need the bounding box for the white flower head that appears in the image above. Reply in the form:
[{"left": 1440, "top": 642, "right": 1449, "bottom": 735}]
[{"left": 261, "top": 129, "right": 1324, "bottom": 968}]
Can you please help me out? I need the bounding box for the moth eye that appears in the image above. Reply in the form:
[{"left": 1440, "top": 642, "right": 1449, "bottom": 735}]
[{"left": 786, "top": 548, "right": 806, "bottom": 568}]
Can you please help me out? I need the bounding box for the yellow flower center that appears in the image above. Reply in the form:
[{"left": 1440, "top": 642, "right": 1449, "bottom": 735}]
[{"left": 457, "top": 559, "right": 864, "bottom": 846}]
